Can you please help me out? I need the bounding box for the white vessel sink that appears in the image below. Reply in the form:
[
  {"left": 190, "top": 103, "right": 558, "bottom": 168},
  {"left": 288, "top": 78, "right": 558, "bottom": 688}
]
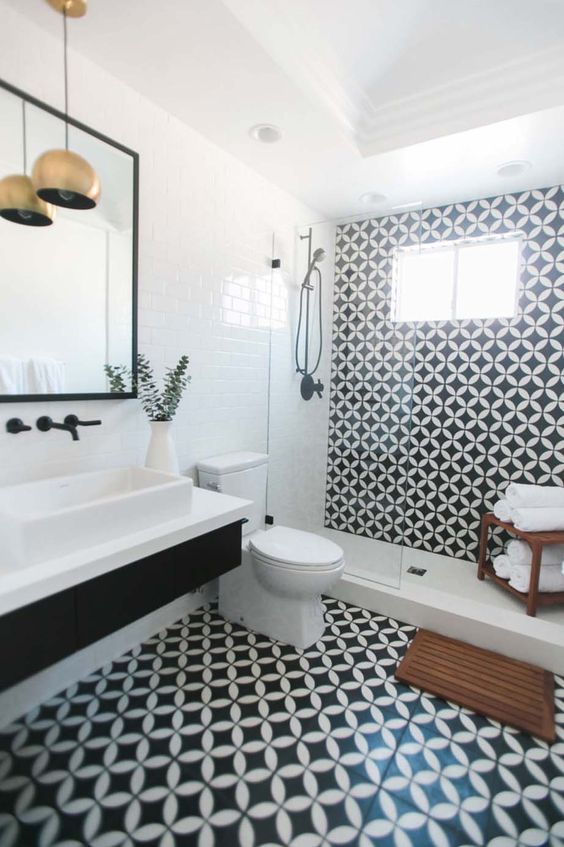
[{"left": 0, "top": 467, "right": 193, "bottom": 568}]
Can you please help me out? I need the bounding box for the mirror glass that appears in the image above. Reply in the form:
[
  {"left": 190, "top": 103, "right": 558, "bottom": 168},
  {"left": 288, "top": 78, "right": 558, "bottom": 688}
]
[{"left": 0, "top": 82, "right": 137, "bottom": 399}]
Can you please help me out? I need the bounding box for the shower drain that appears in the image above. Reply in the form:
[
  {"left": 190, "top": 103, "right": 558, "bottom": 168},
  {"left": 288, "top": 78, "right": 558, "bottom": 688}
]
[{"left": 407, "top": 566, "right": 427, "bottom": 576}]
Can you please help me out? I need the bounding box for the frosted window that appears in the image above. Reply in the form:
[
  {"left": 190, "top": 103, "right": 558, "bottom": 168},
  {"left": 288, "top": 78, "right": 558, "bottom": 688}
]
[
  {"left": 392, "top": 236, "right": 521, "bottom": 322},
  {"left": 394, "top": 248, "right": 455, "bottom": 322},
  {"left": 456, "top": 240, "right": 521, "bottom": 319}
]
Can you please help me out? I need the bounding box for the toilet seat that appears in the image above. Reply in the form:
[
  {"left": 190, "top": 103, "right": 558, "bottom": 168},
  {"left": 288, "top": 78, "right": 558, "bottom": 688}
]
[{"left": 250, "top": 525, "right": 344, "bottom": 571}]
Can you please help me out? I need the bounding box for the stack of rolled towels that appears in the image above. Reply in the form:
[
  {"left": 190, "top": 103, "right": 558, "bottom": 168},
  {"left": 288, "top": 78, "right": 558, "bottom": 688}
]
[
  {"left": 493, "top": 483, "right": 564, "bottom": 531},
  {"left": 492, "top": 540, "right": 564, "bottom": 593}
]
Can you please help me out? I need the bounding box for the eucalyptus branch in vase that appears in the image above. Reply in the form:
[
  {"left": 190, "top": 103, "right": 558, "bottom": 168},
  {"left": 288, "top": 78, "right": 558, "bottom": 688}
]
[
  {"left": 105, "top": 354, "right": 191, "bottom": 474},
  {"left": 105, "top": 354, "right": 191, "bottom": 420},
  {"left": 136, "top": 353, "right": 191, "bottom": 421},
  {"left": 104, "top": 363, "right": 130, "bottom": 394}
]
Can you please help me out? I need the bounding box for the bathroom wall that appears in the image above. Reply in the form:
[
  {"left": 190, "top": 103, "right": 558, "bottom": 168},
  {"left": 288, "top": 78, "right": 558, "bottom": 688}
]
[
  {"left": 326, "top": 187, "right": 564, "bottom": 560},
  {"left": 0, "top": 2, "right": 319, "bottom": 488},
  {"left": 266, "top": 221, "right": 335, "bottom": 531}
]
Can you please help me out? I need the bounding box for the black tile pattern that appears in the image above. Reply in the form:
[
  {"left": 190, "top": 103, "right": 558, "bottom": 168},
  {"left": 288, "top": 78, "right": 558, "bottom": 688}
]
[
  {"left": 326, "top": 186, "right": 564, "bottom": 559},
  {"left": 0, "top": 598, "right": 563, "bottom": 846}
]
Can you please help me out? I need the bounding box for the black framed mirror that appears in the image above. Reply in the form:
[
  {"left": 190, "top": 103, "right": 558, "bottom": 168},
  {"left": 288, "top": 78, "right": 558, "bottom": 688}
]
[{"left": 0, "top": 77, "right": 138, "bottom": 402}]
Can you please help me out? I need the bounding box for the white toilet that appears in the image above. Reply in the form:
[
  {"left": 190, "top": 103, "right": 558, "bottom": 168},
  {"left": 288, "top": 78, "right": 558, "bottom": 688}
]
[{"left": 197, "top": 452, "right": 345, "bottom": 649}]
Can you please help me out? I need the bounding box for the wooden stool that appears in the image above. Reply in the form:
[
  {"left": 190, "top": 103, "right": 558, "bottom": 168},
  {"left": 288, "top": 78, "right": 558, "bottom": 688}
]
[{"left": 477, "top": 513, "right": 564, "bottom": 616}]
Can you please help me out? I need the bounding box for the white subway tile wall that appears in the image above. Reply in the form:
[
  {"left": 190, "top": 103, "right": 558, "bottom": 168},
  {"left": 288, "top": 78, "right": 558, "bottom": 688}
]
[
  {"left": 0, "top": 2, "right": 329, "bottom": 531},
  {"left": 266, "top": 223, "right": 335, "bottom": 531}
]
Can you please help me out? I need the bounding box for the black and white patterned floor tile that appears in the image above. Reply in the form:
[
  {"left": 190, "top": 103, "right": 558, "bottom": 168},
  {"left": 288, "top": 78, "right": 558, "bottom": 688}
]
[{"left": 0, "top": 598, "right": 563, "bottom": 847}]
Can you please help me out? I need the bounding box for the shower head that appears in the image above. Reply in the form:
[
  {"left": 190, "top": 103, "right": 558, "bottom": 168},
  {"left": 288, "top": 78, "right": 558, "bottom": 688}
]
[
  {"left": 302, "top": 246, "right": 327, "bottom": 288},
  {"left": 312, "top": 247, "right": 326, "bottom": 264}
]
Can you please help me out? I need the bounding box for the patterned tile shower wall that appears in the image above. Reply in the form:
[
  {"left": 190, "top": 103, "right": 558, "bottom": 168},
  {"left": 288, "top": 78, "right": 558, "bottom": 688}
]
[{"left": 325, "top": 185, "right": 564, "bottom": 560}]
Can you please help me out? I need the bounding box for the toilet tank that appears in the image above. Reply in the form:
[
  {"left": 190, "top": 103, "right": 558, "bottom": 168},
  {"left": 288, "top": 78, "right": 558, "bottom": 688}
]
[{"left": 197, "top": 452, "right": 268, "bottom": 535}]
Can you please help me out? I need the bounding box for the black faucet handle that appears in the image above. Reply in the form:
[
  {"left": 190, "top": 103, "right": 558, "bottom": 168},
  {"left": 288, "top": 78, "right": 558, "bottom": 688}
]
[
  {"left": 36, "top": 415, "right": 54, "bottom": 433},
  {"left": 6, "top": 418, "right": 32, "bottom": 434},
  {"left": 64, "top": 414, "right": 102, "bottom": 427}
]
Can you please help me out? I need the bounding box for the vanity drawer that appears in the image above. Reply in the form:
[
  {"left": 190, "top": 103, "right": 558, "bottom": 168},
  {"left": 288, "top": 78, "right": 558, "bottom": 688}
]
[
  {"left": 0, "top": 589, "right": 76, "bottom": 692},
  {"left": 174, "top": 520, "right": 242, "bottom": 595},
  {"left": 0, "top": 521, "right": 243, "bottom": 693},
  {"left": 76, "top": 521, "right": 242, "bottom": 648},
  {"left": 75, "top": 548, "right": 176, "bottom": 648}
]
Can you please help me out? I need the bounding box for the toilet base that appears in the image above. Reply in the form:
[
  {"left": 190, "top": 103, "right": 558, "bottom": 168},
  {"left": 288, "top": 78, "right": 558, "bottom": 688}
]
[{"left": 219, "top": 549, "right": 328, "bottom": 650}]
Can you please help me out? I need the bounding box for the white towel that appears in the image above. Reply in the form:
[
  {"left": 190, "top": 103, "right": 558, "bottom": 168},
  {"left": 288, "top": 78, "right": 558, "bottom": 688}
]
[
  {"left": 27, "top": 358, "right": 65, "bottom": 394},
  {"left": 492, "top": 554, "right": 511, "bottom": 579},
  {"left": 512, "top": 508, "right": 564, "bottom": 532},
  {"left": 0, "top": 356, "right": 25, "bottom": 394},
  {"left": 508, "top": 562, "right": 564, "bottom": 594},
  {"left": 493, "top": 499, "right": 513, "bottom": 522},
  {"left": 507, "top": 539, "right": 564, "bottom": 566},
  {"left": 506, "top": 483, "right": 564, "bottom": 509}
]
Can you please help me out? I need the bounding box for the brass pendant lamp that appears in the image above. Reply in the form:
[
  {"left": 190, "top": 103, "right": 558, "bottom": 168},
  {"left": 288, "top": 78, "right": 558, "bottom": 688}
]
[
  {"left": 32, "top": 0, "right": 100, "bottom": 210},
  {"left": 0, "top": 101, "right": 55, "bottom": 226}
]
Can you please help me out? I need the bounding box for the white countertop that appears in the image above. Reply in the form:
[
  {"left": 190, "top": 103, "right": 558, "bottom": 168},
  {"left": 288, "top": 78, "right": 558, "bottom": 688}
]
[{"left": 0, "top": 488, "right": 251, "bottom": 617}]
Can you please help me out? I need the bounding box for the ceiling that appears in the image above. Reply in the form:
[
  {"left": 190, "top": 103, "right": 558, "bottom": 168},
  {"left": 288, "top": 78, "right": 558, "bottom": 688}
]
[{"left": 5, "top": 0, "right": 564, "bottom": 219}]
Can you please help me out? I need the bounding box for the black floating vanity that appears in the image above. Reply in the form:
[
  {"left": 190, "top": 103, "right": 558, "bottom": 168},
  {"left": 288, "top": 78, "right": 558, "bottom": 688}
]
[{"left": 0, "top": 521, "right": 242, "bottom": 693}]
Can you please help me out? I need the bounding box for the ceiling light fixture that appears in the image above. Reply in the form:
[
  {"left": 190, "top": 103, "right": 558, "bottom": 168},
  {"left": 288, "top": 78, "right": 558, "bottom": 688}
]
[
  {"left": 249, "top": 124, "right": 282, "bottom": 144},
  {"left": 359, "top": 192, "right": 387, "bottom": 207},
  {"left": 32, "top": 0, "right": 100, "bottom": 210},
  {"left": 46, "top": 0, "right": 87, "bottom": 15},
  {"left": 497, "top": 160, "right": 532, "bottom": 178},
  {"left": 0, "top": 101, "right": 55, "bottom": 227}
]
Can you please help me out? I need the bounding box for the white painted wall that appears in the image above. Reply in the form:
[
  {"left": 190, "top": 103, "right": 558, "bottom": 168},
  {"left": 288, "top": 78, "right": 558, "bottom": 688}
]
[{"left": 0, "top": 2, "right": 321, "bottom": 491}]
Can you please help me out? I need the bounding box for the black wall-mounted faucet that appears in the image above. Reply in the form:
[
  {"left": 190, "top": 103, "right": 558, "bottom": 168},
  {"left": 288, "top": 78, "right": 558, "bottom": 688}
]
[
  {"left": 6, "top": 418, "right": 32, "bottom": 435},
  {"left": 64, "top": 414, "right": 102, "bottom": 429},
  {"left": 37, "top": 416, "right": 80, "bottom": 442}
]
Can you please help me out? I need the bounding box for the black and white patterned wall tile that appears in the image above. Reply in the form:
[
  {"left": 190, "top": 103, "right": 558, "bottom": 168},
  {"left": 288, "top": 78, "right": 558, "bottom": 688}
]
[
  {"left": 326, "top": 186, "right": 564, "bottom": 560},
  {"left": 0, "top": 599, "right": 563, "bottom": 847}
]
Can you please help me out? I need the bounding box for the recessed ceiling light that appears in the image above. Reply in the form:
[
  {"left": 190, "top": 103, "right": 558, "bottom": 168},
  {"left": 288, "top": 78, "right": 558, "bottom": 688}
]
[
  {"left": 359, "top": 191, "right": 387, "bottom": 207},
  {"left": 497, "top": 160, "right": 532, "bottom": 178},
  {"left": 249, "top": 124, "right": 282, "bottom": 144}
]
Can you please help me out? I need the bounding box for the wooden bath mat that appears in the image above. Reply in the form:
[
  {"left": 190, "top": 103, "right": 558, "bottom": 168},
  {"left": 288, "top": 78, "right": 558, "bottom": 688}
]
[{"left": 395, "top": 629, "right": 555, "bottom": 742}]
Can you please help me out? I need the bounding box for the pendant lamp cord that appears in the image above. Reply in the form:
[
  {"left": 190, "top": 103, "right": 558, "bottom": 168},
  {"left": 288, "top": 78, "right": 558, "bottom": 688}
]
[
  {"left": 21, "top": 100, "right": 27, "bottom": 174},
  {"left": 63, "top": 5, "right": 69, "bottom": 149}
]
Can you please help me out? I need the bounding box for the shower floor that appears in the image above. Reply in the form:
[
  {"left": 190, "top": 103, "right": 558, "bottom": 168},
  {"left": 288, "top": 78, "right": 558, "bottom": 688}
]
[{"left": 320, "top": 527, "right": 564, "bottom": 674}]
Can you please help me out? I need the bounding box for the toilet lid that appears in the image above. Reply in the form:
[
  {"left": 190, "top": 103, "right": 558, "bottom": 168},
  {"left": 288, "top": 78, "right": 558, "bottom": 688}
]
[{"left": 250, "top": 526, "right": 344, "bottom": 569}]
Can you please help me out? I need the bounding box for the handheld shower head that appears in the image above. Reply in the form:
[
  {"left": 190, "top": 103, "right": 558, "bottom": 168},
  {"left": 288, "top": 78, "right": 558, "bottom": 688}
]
[
  {"left": 302, "top": 246, "right": 327, "bottom": 288},
  {"left": 296, "top": 232, "right": 325, "bottom": 400}
]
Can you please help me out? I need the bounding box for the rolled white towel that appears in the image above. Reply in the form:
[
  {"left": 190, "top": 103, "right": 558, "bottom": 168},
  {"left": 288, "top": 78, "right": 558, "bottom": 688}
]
[
  {"left": 493, "top": 500, "right": 513, "bottom": 522},
  {"left": 492, "top": 554, "right": 511, "bottom": 579},
  {"left": 507, "top": 539, "right": 564, "bottom": 566},
  {"left": 508, "top": 562, "right": 564, "bottom": 594},
  {"left": 512, "top": 508, "right": 564, "bottom": 532},
  {"left": 0, "top": 356, "right": 25, "bottom": 394},
  {"left": 27, "top": 358, "right": 65, "bottom": 394},
  {"left": 506, "top": 483, "right": 564, "bottom": 509}
]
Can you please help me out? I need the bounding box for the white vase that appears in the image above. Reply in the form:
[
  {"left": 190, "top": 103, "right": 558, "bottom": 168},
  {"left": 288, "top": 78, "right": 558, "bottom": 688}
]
[{"left": 145, "top": 420, "right": 179, "bottom": 475}]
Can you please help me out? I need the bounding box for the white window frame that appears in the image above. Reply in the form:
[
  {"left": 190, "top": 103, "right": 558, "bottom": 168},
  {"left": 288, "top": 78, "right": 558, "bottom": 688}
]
[{"left": 391, "top": 231, "right": 523, "bottom": 323}]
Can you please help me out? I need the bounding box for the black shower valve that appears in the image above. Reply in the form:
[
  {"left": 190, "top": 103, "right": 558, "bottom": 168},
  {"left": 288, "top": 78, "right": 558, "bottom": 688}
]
[
  {"left": 313, "top": 379, "right": 324, "bottom": 399},
  {"left": 300, "top": 374, "right": 324, "bottom": 401}
]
